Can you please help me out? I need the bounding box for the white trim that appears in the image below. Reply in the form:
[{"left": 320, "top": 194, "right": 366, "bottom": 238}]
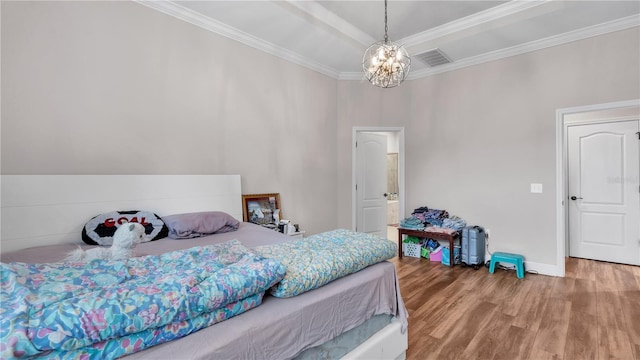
[
  {"left": 340, "top": 73, "right": 372, "bottom": 81},
  {"left": 337, "top": 16, "right": 640, "bottom": 81},
  {"left": 523, "top": 260, "right": 559, "bottom": 277},
  {"left": 555, "top": 99, "right": 640, "bottom": 278},
  {"left": 352, "top": 127, "right": 406, "bottom": 233},
  {"left": 133, "top": 0, "right": 340, "bottom": 79},
  {"left": 402, "top": 0, "right": 550, "bottom": 48},
  {"left": 555, "top": 108, "right": 566, "bottom": 278},
  {"left": 408, "top": 15, "right": 639, "bottom": 80},
  {"left": 135, "top": 1, "right": 639, "bottom": 82},
  {"left": 284, "top": 1, "right": 375, "bottom": 47}
]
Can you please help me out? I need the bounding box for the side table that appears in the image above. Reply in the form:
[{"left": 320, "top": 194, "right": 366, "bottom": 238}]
[{"left": 397, "top": 227, "right": 460, "bottom": 267}]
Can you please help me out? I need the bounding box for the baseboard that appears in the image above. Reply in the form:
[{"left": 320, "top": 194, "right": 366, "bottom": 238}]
[{"left": 523, "top": 260, "right": 561, "bottom": 277}]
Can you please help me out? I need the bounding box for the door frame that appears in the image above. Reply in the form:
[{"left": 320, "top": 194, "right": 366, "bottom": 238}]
[
  {"left": 555, "top": 99, "right": 640, "bottom": 277},
  {"left": 352, "top": 127, "right": 405, "bottom": 232}
]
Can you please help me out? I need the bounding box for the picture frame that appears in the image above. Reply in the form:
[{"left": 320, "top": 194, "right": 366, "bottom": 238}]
[{"left": 241, "top": 193, "right": 282, "bottom": 225}]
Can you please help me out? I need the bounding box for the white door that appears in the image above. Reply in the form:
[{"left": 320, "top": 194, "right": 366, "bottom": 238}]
[
  {"left": 568, "top": 120, "right": 640, "bottom": 265},
  {"left": 356, "top": 132, "right": 388, "bottom": 236}
]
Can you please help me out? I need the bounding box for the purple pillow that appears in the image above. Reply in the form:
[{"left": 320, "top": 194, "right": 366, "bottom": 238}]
[{"left": 162, "top": 211, "right": 240, "bottom": 239}]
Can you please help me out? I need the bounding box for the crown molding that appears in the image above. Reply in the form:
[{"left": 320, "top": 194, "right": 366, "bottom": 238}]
[
  {"left": 135, "top": 1, "right": 638, "bottom": 82},
  {"left": 134, "top": 0, "right": 340, "bottom": 79},
  {"left": 402, "top": 0, "right": 551, "bottom": 47},
  {"left": 340, "top": 15, "right": 640, "bottom": 81},
  {"left": 406, "top": 14, "right": 640, "bottom": 80}
]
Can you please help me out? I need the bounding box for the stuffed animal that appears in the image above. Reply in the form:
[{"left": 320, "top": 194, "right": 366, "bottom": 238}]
[{"left": 66, "top": 222, "right": 146, "bottom": 262}]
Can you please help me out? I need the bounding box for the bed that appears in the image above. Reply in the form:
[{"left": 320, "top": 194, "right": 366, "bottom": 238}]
[{"left": 0, "top": 175, "right": 408, "bottom": 359}]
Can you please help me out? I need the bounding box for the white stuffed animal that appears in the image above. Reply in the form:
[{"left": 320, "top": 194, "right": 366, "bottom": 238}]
[{"left": 66, "top": 222, "right": 146, "bottom": 262}]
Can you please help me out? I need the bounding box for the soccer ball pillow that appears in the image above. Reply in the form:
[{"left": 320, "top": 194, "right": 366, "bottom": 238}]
[{"left": 82, "top": 210, "right": 169, "bottom": 245}]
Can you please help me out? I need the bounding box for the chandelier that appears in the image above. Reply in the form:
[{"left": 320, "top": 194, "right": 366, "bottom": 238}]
[{"left": 362, "top": 0, "right": 411, "bottom": 88}]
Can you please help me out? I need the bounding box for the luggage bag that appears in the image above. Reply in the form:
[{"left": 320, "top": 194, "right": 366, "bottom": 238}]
[{"left": 461, "top": 226, "right": 486, "bottom": 270}]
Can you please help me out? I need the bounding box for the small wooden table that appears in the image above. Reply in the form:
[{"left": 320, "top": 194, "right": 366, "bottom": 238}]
[{"left": 397, "top": 227, "right": 460, "bottom": 266}]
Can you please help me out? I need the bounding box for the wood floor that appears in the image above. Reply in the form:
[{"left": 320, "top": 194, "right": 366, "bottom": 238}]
[{"left": 389, "top": 255, "right": 640, "bottom": 360}]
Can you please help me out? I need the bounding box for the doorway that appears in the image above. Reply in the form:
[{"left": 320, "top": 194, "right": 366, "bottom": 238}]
[
  {"left": 352, "top": 127, "right": 405, "bottom": 239},
  {"left": 556, "top": 100, "right": 640, "bottom": 276}
]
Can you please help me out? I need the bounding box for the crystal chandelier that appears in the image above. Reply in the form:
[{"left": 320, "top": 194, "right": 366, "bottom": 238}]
[{"left": 362, "top": 0, "right": 411, "bottom": 88}]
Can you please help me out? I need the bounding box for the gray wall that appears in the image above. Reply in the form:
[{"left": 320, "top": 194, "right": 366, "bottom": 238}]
[
  {"left": 337, "top": 27, "right": 640, "bottom": 266},
  {"left": 1, "top": 1, "right": 338, "bottom": 236},
  {"left": 3, "top": 1, "right": 640, "bottom": 270}
]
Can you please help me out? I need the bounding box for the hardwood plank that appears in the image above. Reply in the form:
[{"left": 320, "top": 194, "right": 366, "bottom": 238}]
[
  {"left": 529, "top": 299, "right": 571, "bottom": 356},
  {"left": 459, "top": 312, "right": 514, "bottom": 360},
  {"left": 406, "top": 317, "right": 432, "bottom": 355},
  {"left": 615, "top": 265, "right": 640, "bottom": 292},
  {"left": 478, "top": 273, "right": 521, "bottom": 306},
  {"left": 549, "top": 276, "right": 576, "bottom": 301},
  {"left": 410, "top": 336, "right": 444, "bottom": 360},
  {"left": 632, "top": 343, "right": 640, "bottom": 360},
  {"left": 620, "top": 290, "right": 640, "bottom": 347},
  {"left": 492, "top": 325, "right": 536, "bottom": 360},
  {"left": 571, "top": 278, "right": 597, "bottom": 316},
  {"left": 564, "top": 257, "right": 578, "bottom": 279},
  {"left": 431, "top": 301, "right": 498, "bottom": 359},
  {"left": 426, "top": 290, "right": 480, "bottom": 339},
  {"left": 500, "top": 276, "right": 534, "bottom": 316},
  {"left": 403, "top": 316, "right": 446, "bottom": 360},
  {"left": 404, "top": 274, "right": 456, "bottom": 308},
  {"left": 392, "top": 256, "right": 639, "bottom": 360},
  {"left": 574, "top": 258, "right": 597, "bottom": 281},
  {"left": 564, "top": 311, "right": 597, "bottom": 360},
  {"left": 630, "top": 263, "right": 640, "bottom": 282},
  {"left": 594, "top": 260, "right": 622, "bottom": 292},
  {"left": 597, "top": 326, "right": 635, "bottom": 360},
  {"left": 596, "top": 290, "right": 627, "bottom": 331},
  {"left": 510, "top": 274, "right": 554, "bottom": 331},
  {"left": 459, "top": 267, "right": 495, "bottom": 291},
  {"left": 527, "top": 347, "right": 563, "bottom": 360}
]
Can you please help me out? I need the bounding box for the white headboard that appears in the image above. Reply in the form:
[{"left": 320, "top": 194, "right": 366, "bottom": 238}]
[{"left": 0, "top": 175, "right": 242, "bottom": 253}]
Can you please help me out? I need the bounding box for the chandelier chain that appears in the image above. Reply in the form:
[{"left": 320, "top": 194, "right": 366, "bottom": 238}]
[{"left": 384, "top": 0, "right": 389, "bottom": 43}]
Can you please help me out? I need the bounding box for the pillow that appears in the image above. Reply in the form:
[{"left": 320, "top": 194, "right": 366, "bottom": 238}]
[
  {"left": 255, "top": 229, "right": 397, "bottom": 298},
  {"left": 162, "top": 211, "right": 240, "bottom": 239},
  {"left": 82, "top": 210, "right": 169, "bottom": 245}
]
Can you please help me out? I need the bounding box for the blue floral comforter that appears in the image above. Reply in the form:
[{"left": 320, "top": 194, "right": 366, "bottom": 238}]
[
  {"left": 255, "top": 229, "right": 397, "bottom": 298},
  {"left": 0, "top": 240, "right": 286, "bottom": 359}
]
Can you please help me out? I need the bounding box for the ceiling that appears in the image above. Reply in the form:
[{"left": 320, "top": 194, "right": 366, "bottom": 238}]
[{"left": 137, "top": 0, "right": 640, "bottom": 80}]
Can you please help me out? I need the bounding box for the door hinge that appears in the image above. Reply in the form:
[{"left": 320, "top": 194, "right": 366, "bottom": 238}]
[{"left": 355, "top": 184, "right": 358, "bottom": 191}]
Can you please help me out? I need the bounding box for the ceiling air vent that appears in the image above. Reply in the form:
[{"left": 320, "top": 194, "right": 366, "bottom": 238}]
[{"left": 414, "top": 48, "right": 452, "bottom": 67}]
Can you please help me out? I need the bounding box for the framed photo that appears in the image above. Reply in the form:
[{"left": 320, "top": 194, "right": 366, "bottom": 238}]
[{"left": 241, "top": 193, "right": 282, "bottom": 225}]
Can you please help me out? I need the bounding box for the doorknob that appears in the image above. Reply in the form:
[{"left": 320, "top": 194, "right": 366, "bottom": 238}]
[
  {"left": 383, "top": 193, "right": 388, "bottom": 198},
  {"left": 570, "top": 196, "right": 583, "bottom": 200}
]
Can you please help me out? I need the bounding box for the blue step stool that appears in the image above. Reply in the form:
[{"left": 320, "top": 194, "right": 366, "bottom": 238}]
[{"left": 489, "top": 252, "right": 525, "bottom": 279}]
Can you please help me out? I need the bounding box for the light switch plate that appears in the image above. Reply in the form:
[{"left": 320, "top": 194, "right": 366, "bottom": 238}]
[{"left": 530, "top": 183, "right": 543, "bottom": 193}]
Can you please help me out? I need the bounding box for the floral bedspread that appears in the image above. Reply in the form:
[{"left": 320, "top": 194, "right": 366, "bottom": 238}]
[
  {"left": 0, "top": 240, "right": 286, "bottom": 359},
  {"left": 255, "top": 229, "right": 397, "bottom": 298}
]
